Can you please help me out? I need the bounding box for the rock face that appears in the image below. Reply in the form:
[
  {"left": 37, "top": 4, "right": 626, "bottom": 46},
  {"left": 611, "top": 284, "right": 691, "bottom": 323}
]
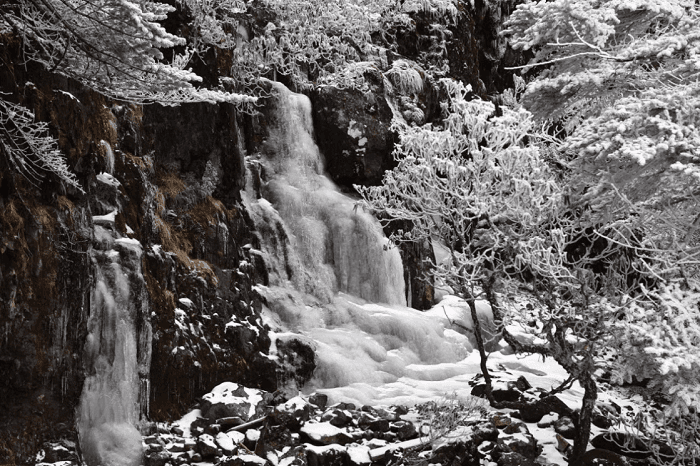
[
  {"left": 311, "top": 68, "right": 396, "bottom": 189},
  {"left": 0, "top": 40, "right": 294, "bottom": 464}
]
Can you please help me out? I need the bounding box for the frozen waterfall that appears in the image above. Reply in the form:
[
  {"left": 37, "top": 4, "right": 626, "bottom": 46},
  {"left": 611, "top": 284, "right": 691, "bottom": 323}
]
[
  {"left": 244, "top": 82, "right": 483, "bottom": 402},
  {"left": 245, "top": 81, "right": 406, "bottom": 306},
  {"left": 77, "top": 226, "right": 148, "bottom": 466}
]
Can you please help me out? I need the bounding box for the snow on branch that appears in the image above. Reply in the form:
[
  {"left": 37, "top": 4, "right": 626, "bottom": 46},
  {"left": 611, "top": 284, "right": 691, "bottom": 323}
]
[{"left": 0, "top": 96, "right": 83, "bottom": 192}]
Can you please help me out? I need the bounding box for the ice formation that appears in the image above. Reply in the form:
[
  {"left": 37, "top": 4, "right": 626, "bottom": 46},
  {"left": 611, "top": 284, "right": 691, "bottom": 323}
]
[{"left": 77, "top": 227, "right": 144, "bottom": 466}]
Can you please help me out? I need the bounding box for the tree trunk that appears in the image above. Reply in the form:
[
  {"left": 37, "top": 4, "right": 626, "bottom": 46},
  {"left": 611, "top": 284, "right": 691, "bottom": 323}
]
[{"left": 570, "top": 371, "right": 597, "bottom": 462}]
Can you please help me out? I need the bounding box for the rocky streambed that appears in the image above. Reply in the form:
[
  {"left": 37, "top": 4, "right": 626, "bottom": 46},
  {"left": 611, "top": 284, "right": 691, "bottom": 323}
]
[{"left": 36, "top": 375, "right": 666, "bottom": 466}]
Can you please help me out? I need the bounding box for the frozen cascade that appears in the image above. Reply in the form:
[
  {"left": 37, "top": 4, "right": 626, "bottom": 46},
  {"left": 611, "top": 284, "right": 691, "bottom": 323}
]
[
  {"left": 246, "top": 80, "right": 405, "bottom": 305},
  {"left": 77, "top": 227, "right": 149, "bottom": 466},
  {"left": 246, "top": 82, "right": 480, "bottom": 402}
]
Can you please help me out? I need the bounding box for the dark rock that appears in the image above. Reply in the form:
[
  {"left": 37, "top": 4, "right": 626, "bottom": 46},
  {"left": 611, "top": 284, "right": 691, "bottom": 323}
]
[
  {"left": 309, "top": 394, "right": 329, "bottom": 410},
  {"left": 276, "top": 338, "right": 317, "bottom": 396},
  {"left": 491, "top": 413, "right": 515, "bottom": 429},
  {"left": 493, "top": 424, "right": 541, "bottom": 461},
  {"left": 205, "top": 423, "right": 222, "bottom": 436},
  {"left": 368, "top": 418, "right": 390, "bottom": 433},
  {"left": 311, "top": 75, "right": 395, "bottom": 189},
  {"left": 554, "top": 416, "right": 576, "bottom": 440},
  {"left": 324, "top": 409, "right": 352, "bottom": 428},
  {"left": 513, "top": 376, "right": 532, "bottom": 392},
  {"left": 430, "top": 441, "right": 479, "bottom": 466},
  {"left": 270, "top": 398, "right": 312, "bottom": 431},
  {"left": 198, "top": 433, "right": 221, "bottom": 459},
  {"left": 517, "top": 396, "right": 573, "bottom": 423},
  {"left": 200, "top": 383, "right": 273, "bottom": 422},
  {"left": 145, "top": 450, "right": 173, "bottom": 466},
  {"left": 301, "top": 422, "right": 355, "bottom": 446},
  {"left": 279, "top": 445, "right": 308, "bottom": 466},
  {"left": 471, "top": 384, "right": 521, "bottom": 403},
  {"left": 305, "top": 445, "right": 350, "bottom": 466},
  {"left": 502, "top": 420, "right": 528, "bottom": 435},
  {"left": 42, "top": 441, "right": 78, "bottom": 463},
  {"left": 391, "top": 420, "right": 417, "bottom": 441},
  {"left": 495, "top": 451, "right": 538, "bottom": 466},
  {"left": 471, "top": 421, "right": 499, "bottom": 444},
  {"left": 255, "top": 425, "right": 295, "bottom": 458}
]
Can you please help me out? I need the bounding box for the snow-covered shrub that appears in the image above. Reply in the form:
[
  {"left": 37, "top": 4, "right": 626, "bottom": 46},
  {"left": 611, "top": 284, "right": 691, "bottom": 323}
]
[
  {"left": 355, "top": 76, "right": 698, "bottom": 461},
  {"left": 614, "top": 281, "right": 700, "bottom": 416},
  {"left": 416, "top": 394, "right": 489, "bottom": 442},
  {"left": 0, "top": 97, "right": 83, "bottom": 192},
  {"left": 385, "top": 60, "right": 425, "bottom": 95}
]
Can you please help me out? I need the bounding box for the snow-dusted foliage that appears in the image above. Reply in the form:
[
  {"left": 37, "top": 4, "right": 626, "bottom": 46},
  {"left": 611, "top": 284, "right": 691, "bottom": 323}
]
[
  {"left": 230, "top": 0, "right": 459, "bottom": 91},
  {"left": 504, "top": 0, "right": 700, "bottom": 182},
  {"left": 0, "top": 0, "right": 254, "bottom": 105},
  {"left": 0, "top": 96, "right": 83, "bottom": 192},
  {"left": 615, "top": 282, "right": 700, "bottom": 416},
  {"left": 356, "top": 76, "right": 700, "bottom": 461}
]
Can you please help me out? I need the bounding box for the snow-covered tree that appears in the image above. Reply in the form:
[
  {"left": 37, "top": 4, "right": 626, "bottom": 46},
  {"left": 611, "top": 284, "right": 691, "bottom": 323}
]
[
  {"left": 356, "top": 78, "right": 663, "bottom": 461},
  {"left": 0, "top": 0, "right": 255, "bottom": 105},
  {"left": 503, "top": 0, "right": 700, "bottom": 247},
  {"left": 229, "top": 0, "right": 459, "bottom": 91},
  {"left": 501, "top": 0, "right": 700, "bottom": 460},
  {"left": 0, "top": 96, "right": 83, "bottom": 192}
]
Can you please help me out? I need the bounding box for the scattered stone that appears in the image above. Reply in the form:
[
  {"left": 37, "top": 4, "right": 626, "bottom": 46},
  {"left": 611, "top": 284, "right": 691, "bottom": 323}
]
[
  {"left": 516, "top": 396, "right": 573, "bottom": 423},
  {"left": 513, "top": 376, "right": 532, "bottom": 392},
  {"left": 323, "top": 409, "right": 352, "bottom": 428},
  {"left": 198, "top": 433, "right": 221, "bottom": 458},
  {"left": 301, "top": 422, "right": 354, "bottom": 446},
  {"left": 471, "top": 421, "right": 499, "bottom": 444},
  {"left": 217, "top": 431, "right": 237, "bottom": 454},
  {"left": 493, "top": 424, "right": 541, "bottom": 461},
  {"left": 305, "top": 444, "right": 350, "bottom": 466},
  {"left": 42, "top": 442, "right": 78, "bottom": 463},
  {"left": 144, "top": 450, "right": 172, "bottom": 466},
  {"left": 368, "top": 418, "right": 390, "bottom": 433},
  {"left": 309, "top": 394, "right": 328, "bottom": 410},
  {"left": 537, "top": 413, "right": 559, "bottom": 428},
  {"left": 256, "top": 425, "right": 295, "bottom": 458},
  {"left": 391, "top": 420, "right": 417, "bottom": 441},
  {"left": 554, "top": 416, "right": 576, "bottom": 440},
  {"left": 167, "top": 441, "right": 187, "bottom": 453},
  {"left": 495, "top": 451, "right": 538, "bottom": 466},
  {"left": 200, "top": 382, "right": 272, "bottom": 422},
  {"left": 471, "top": 384, "right": 521, "bottom": 403},
  {"left": 206, "top": 423, "right": 223, "bottom": 436}
]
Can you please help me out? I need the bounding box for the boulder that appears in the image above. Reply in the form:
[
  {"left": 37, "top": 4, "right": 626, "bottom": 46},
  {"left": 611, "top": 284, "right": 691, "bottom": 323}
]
[
  {"left": 200, "top": 383, "right": 272, "bottom": 422},
  {"left": 306, "top": 445, "right": 351, "bottom": 466},
  {"left": 301, "top": 422, "right": 355, "bottom": 446},
  {"left": 197, "top": 433, "right": 221, "bottom": 459},
  {"left": 311, "top": 68, "right": 395, "bottom": 189}
]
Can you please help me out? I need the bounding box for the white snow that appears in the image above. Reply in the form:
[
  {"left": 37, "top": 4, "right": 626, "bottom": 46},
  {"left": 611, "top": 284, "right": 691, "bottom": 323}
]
[
  {"left": 179, "top": 298, "right": 194, "bottom": 308},
  {"left": 115, "top": 237, "right": 141, "bottom": 247},
  {"left": 347, "top": 445, "right": 372, "bottom": 465},
  {"left": 215, "top": 431, "right": 235, "bottom": 452},
  {"left": 57, "top": 90, "right": 79, "bottom": 102},
  {"left": 173, "top": 409, "right": 202, "bottom": 438},
  {"left": 96, "top": 172, "right": 121, "bottom": 187},
  {"left": 238, "top": 454, "right": 267, "bottom": 466},
  {"left": 202, "top": 382, "right": 265, "bottom": 420},
  {"left": 93, "top": 210, "right": 117, "bottom": 223},
  {"left": 300, "top": 422, "right": 346, "bottom": 442}
]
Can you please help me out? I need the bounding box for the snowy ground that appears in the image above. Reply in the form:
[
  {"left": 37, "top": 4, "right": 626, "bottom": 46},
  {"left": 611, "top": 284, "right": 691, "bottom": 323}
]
[{"left": 260, "top": 291, "right": 649, "bottom": 464}]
